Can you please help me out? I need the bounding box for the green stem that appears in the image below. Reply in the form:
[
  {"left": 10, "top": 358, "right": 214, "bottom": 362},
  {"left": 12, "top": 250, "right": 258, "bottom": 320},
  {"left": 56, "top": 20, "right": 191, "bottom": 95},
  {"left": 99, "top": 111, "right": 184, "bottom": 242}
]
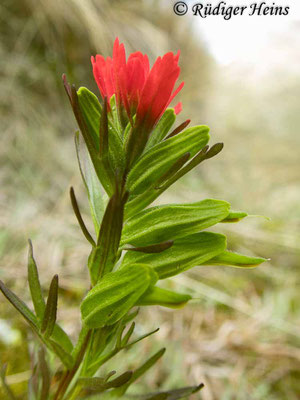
[
  {"left": 55, "top": 176, "right": 128, "bottom": 399},
  {"left": 53, "top": 330, "right": 91, "bottom": 400}
]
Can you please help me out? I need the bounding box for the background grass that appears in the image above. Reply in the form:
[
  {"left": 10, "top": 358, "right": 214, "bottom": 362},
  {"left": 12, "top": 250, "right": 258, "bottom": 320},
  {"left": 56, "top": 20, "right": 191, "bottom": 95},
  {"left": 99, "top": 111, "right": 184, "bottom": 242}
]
[{"left": 0, "top": 0, "right": 299, "bottom": 399}]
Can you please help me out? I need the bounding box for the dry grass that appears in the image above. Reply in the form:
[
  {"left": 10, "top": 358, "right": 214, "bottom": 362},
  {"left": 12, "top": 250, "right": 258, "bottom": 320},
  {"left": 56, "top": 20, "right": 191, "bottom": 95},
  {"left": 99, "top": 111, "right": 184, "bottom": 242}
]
[{"left": 0, "top": 1, "right": 299, "bottom": 399}]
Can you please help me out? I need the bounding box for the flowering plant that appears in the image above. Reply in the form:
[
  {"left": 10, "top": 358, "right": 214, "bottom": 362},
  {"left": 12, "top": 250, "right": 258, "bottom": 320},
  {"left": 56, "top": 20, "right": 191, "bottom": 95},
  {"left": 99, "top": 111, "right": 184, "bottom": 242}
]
[{"left": 0, "top": 38, "right": 266, "bottom": 399}]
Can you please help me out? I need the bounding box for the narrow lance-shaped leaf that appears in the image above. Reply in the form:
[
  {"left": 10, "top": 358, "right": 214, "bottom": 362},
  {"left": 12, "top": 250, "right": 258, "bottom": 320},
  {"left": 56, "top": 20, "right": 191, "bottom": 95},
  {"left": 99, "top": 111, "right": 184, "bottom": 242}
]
[
  {"left": 165, "top": 118, "right": 191, "bottom": 140},
  {"left": 81, "top": 264, "right": 158, "bottom": 328},
  {"left": 70, "top": 187, "right": 96, "bottom": 246},
  {"left": 27, "top": 239, "right": 46, "bottom": 320},
  {"left": 112, "top": 348, "right": 166, "bottom": 396},
  {"left": 99, "top": 96, "right": 108, "bottom": 158},
  {"left": 121, "top": 199, "right": 230, "bottom": 247},
  {"left": 75, "top": 131, "right": 106, "bottom": 235},
  {"left": 155, "top": 152, "right": 190, "bottom": 189},
  {"left": 115, "top": 319, "right": 127, "bottom": 350},
  {"left": 0, "top": 280, "right": 39, "bottom": 331},
  {"left": 204, "top": 250, "right": 267, "bottom": 268},
  {"left": 121, "top": 232, "right": 227, "bottom": 279},
  {"left": 138, "top": 384, "right": 205, "bottom": 400},
  {"left": 145, "top": 108, "right": 176, "bottom": 150},
  {"left": 221, "top": 210, "right": 248, "bottom": 223},
  {"left": 125, "top": 142, "right": 223, "bottom": 219},
  {"left": 120, "top": 322, "right": 135, "bottom": 347},
  {"left": 79, "top": 371, "right": 133, "bottom": 392},
  {"left": 47, "top": 340, "right": 74, "bottom": 369},
  {"left": 126, "top": 125, "right": 210, "bottom": 196},
  {"left": 109, "top": 94, "right": 123, "bottom": 136},
  {"left": 158, "top": 142, "right": 224, "bottom": 192},
  {"left": 51, "top": 325, "right": 73, "bottom": 355},
  {"left": 89, "top": 189, "right": 128, "bottom": 284},
  {"left": 63, "top": 77, "right": 114, "bottom": 195},
  {"left": 0, "top": 280, "right": 73, "bottom": 368},
  {"left": 105, "top": 371, "right": 117, "bottom": 381},
  {"left": 137, "top": 286, "right": 192, "bottom": 309},
  {"left": 77, "top": 87, "right": 125, "bottom": 175},
  {"left": 125, "top": 327, "right": 160, "bottom": 349},
  {"left": 41, "top": 275, "right": 58, "bottom": 339}
]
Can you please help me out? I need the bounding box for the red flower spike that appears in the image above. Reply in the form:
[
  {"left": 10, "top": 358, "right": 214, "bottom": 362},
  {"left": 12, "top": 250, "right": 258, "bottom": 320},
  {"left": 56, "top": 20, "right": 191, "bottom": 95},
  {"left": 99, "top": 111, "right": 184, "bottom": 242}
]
[{"left": 92, "top": 38, "right": 183, "bottom": 132}]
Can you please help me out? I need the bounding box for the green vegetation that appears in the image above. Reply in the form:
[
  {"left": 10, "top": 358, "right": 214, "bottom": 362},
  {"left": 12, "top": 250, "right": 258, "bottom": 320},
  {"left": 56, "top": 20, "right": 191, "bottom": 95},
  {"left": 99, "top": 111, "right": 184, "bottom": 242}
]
[{"left": 0, "top": 0, "right": 299, "bottom": 399}]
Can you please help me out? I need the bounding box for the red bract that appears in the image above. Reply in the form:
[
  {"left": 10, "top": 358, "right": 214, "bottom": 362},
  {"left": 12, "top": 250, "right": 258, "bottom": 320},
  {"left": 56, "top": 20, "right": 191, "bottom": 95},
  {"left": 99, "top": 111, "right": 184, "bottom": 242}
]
[{"left": 91, "top": 38, "right": 183, "bottom": 131}]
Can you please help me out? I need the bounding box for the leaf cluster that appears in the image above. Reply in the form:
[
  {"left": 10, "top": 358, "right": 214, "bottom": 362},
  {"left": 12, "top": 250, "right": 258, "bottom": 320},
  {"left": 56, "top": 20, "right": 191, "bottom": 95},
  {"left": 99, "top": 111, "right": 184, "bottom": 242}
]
[{"left": 0, "top": 79, "right": 267, "bottom": 399}]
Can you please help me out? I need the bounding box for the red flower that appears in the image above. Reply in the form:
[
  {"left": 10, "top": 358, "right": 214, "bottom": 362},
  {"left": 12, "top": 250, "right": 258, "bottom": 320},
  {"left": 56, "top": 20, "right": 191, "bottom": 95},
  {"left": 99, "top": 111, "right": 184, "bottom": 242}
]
[{"left": 91, "top": 38, "right": 183, "bottom": 131}]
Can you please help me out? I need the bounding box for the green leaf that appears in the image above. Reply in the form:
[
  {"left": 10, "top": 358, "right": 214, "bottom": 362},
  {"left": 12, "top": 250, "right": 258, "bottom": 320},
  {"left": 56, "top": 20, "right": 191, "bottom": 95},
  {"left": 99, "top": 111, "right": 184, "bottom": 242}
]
[
  {"left": 0, "top": 280, "right": 73, "bottom": 368},
  {"left": 126, "top": 125, "right": 210, "bottom": 195},
  {"left": 47, "top": 339, "right": 74, "bottom": 369},
  {"left": 76, "top": 86, "right": 101, "bottom": 148},
  {"left": 41, "top": 275, "right": 58, "bottom": 339},
  {"left": 165, "top": 119, "right": 191, "bottom": 140},
  {"left": 205, "top": 251, "right": 267, "bottom": 268},
  {"left": 154, "top": 152, "right": 191, "bottom": 189},
  {"left": 221, "top": 210, "right": 248, "bottom": 223},
  {"left": 75, "top": 132, "right": 106, "bottom": 235},
  {"left": 70, "top": 187, "right": 96, "bottom": 246},
  {"left": 69, "top": 85, "right": 114, "bottom": 196},
  {"left": 99, "top": 96, "right": 109, "bottom": 158},
  {"left": 109, "top": 94, "right": 123, "bottom": 136},
  {"left": 124, "top": 142, "right": 224, "bottom": 220},
  {"left": 121, "top": 199, "right": 230, "bottom": 247},
  {"left": 112, "top": 348, "right": 166, "bottom": 396},
  {"left": 138, "top": 384, "right": 204, "bottom": 400},
  {"left": 27, "top": 240, "right": 46, "bottom": 320},
  {"left": 79, "top": 371, "right": 133, "bottom": 392},
  {"left": 137, "top": 286, "right": 192, "bottom": 309},
  {"left": 90, "top": 189, "right": 128, "bottom": 283},
  {"left": 27, "top": 241, "right": 73, "bottom": 354},
  {"left": 77, "top": 87, "right": 125, "bottom": 174},
  {"left": 0, "top": 280, "right": 39, "bottom": 331},
  {"left": 81, "top": 264, "right": 158, "bottom": 328},
  {"left": 145, "top": 108, "right": 176, "bottom": 150},
  {"left": 120, "top": 322, "right": 135, "bottom": 347},
  {"left": 125, "top": 328, "right": 159, "bottom": 348},
  {"left": 51, "top": 325, "right": 74, "bottom": 354},
  {"left": 121, "top": 232, "right": 227, "bottom": 279}
]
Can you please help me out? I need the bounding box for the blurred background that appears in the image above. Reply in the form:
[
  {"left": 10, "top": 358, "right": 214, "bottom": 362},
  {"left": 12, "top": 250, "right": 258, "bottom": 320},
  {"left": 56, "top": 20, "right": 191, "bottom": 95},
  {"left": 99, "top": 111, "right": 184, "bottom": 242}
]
[{"left": 0, "top": 0, "right": 299, "bottom": 399}]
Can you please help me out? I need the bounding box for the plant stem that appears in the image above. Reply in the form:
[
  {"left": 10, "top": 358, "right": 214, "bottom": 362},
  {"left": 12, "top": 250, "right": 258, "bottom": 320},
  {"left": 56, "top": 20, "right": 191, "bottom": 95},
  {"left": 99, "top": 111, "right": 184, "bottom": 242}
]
[
  {"left": 53, "top": 330, "right": 91, "bottom": 400},
  {"left": 55, "top": 177, "right": 128, "bottom": 399}
]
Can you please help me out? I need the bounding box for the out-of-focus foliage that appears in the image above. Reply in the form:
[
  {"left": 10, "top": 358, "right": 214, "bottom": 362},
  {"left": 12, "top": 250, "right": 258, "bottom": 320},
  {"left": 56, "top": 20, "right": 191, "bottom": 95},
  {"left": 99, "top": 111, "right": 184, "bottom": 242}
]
[{"left": 0, "top": 0, "right": 299, "bottom": 399}]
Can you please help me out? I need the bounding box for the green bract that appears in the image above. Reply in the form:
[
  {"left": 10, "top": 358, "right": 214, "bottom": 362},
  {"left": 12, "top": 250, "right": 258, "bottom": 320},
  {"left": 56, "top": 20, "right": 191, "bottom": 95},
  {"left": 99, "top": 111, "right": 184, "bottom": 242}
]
[
  {"left": 81, "top": 264, "right": 158, "bottom": 328},
  {"left": 121, "top": 199, "right": 230, "bottom": 246},
  {"left": 126, "top": 125, "right": 210, "bottom": 195},
  {"left": 206, "top": 250, "right": 267, "bottom": 268},
  {"left": 75, "top": 132, "right": 106, "bottom": 234},
  {"left": 121, "top": 232, "right": 227, "bottom": 279},
  {"left": 77, "top": 88, "right": 125, "bottom": 174},
  {"left": 137, "top": 286, "right": 192, "bottom": 308},
  {"left": 145, "top": 108, "right": 176, "bottom": 150}
]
